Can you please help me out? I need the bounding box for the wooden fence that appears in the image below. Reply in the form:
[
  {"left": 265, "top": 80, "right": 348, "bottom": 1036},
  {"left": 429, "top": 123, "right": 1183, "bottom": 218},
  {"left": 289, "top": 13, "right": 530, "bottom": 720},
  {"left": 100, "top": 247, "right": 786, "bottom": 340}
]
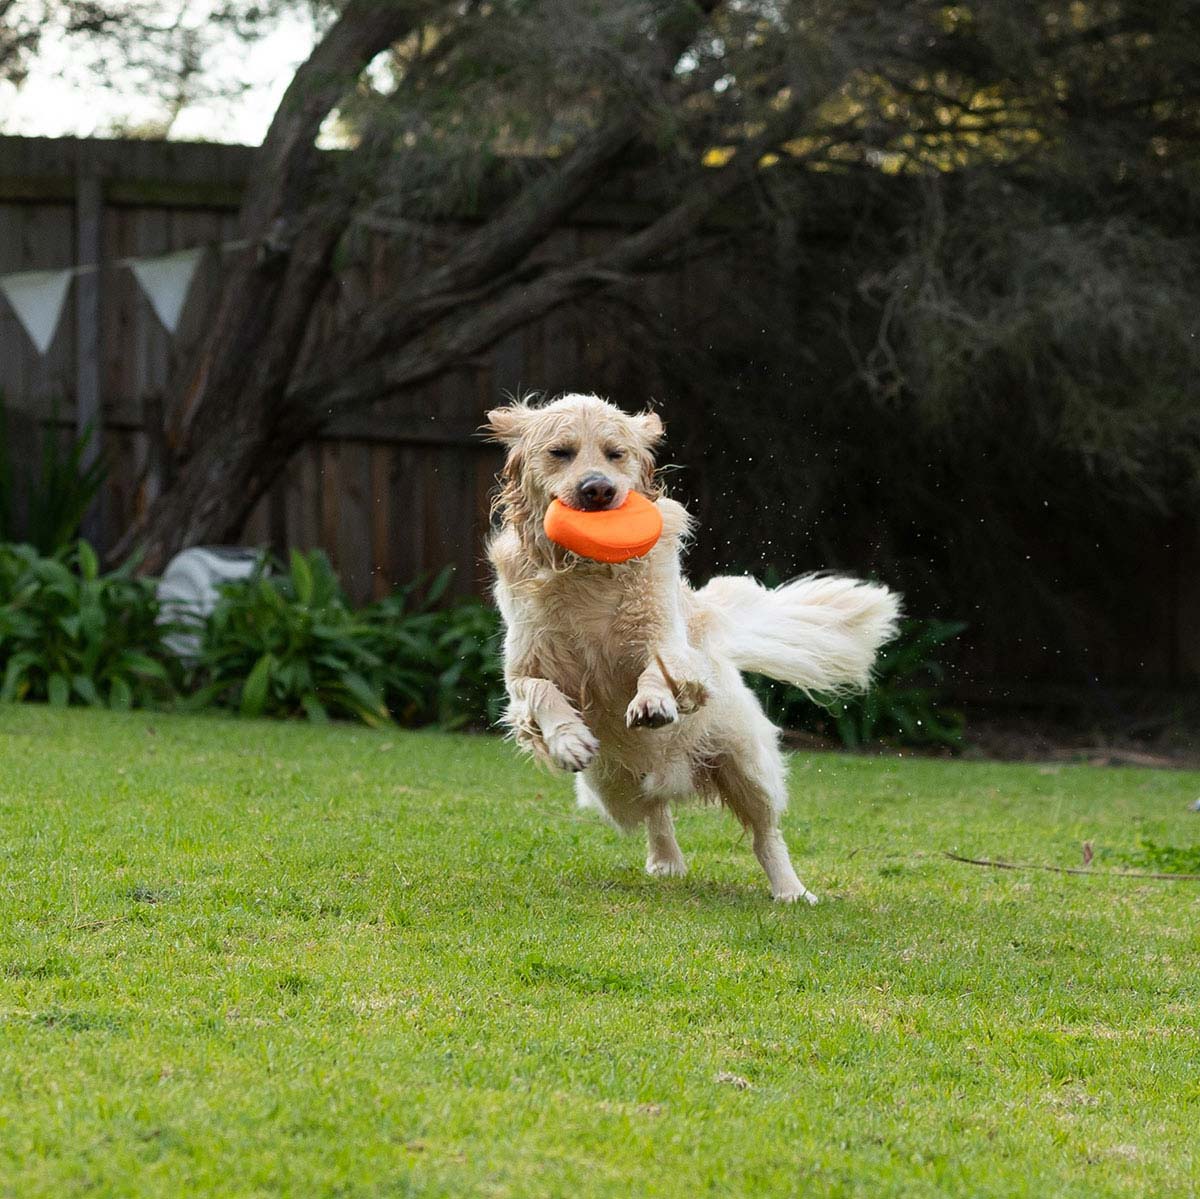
[
  {"left": 3, "top": 135, "right": 1199, "bottom": 693},
  {"left": 0, "top": 135, "right": 699, "bottom": 603}
]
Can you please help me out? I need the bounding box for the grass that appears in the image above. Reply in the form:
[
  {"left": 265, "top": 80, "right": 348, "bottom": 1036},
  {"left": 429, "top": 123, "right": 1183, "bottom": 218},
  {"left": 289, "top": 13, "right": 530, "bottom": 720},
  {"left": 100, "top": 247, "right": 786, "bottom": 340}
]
[{"left": 1, "top": 707, "right": 1198, "bottom": 1198}]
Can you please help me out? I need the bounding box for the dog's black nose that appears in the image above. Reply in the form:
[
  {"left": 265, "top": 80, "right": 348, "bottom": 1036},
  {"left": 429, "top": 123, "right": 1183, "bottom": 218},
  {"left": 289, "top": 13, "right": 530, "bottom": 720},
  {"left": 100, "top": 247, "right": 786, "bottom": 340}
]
[{"left": 577, "top": 474, "right": 617, "bottom": 510}]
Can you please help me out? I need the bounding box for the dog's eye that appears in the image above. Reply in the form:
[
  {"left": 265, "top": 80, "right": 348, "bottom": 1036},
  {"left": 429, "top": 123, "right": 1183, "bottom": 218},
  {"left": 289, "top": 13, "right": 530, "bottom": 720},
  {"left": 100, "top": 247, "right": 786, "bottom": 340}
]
[
  {"left": 548, "top": 446, "right": 576, "bottom": 461},
  {"left": 605, "top": 448, "right": 625, "bottom": 462}
]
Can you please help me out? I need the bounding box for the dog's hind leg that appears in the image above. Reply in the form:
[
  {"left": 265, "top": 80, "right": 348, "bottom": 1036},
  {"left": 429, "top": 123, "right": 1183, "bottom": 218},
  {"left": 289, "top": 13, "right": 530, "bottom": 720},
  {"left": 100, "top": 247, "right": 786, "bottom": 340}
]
[
  {"left": 715, "top": 720, "right": 818, "bottom": 904},
  {"left": 577, "top": 772, "right": 685, "bottom": 878},
  {"left": 645, "top": 804, "right": 687, "bottom": 878}
]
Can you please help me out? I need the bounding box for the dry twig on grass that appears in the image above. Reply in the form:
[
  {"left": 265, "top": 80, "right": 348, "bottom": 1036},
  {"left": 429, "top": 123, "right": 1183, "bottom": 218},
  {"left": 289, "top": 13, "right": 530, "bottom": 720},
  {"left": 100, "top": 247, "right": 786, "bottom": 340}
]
[{"left": 943, "top": 851, "right": 1200, "bottom": 882}]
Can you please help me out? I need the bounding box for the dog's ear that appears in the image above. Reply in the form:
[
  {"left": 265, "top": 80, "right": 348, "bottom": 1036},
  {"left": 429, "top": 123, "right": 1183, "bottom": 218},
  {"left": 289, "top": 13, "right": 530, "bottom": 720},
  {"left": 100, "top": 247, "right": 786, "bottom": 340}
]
[
  {"left": 485, "top": 404, "right": 531, "bottom": 446},
  {"left": 632, "top": 410, "right": 664, "bottom": 496},
  {"left": 633, "top": 410, "right": 664, "bottom": 447}
]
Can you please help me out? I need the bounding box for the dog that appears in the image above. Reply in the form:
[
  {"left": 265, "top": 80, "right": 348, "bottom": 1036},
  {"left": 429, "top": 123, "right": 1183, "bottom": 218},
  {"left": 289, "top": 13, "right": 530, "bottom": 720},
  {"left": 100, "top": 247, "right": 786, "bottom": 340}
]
[{"left": 486, "top": 393, "right": 900, "bottom": 902}]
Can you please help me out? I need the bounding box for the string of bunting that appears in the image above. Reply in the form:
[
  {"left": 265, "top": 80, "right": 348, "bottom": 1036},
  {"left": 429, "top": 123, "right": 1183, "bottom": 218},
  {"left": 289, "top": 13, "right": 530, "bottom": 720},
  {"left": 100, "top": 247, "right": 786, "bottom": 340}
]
[{"left": 0, "top": 238, "right": 249, "bottom": 355}]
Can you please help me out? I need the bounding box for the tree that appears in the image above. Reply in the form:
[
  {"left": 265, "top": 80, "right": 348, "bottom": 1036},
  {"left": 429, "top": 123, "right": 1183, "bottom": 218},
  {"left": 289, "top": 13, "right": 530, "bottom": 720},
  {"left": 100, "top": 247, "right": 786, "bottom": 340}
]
[
  {"left": 99, "top": 0, "right": 1199, "bottom": 577},
  {"left": 1, "top": 0, "right": 41, "bottom": 81}
]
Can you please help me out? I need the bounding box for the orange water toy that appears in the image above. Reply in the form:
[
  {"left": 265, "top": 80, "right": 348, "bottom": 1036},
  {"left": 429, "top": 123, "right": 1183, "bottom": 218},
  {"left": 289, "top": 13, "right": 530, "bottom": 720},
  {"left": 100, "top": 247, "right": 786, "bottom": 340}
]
[{"left": 543, "top": 491, "right": 663, "bottom": 563}]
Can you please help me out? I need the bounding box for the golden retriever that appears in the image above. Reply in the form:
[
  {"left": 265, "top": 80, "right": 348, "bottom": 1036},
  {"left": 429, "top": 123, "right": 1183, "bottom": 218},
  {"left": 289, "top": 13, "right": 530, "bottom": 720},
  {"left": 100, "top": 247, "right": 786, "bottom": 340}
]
[{"left": 486, "top": 393, "right": 900, "bottom": 902}]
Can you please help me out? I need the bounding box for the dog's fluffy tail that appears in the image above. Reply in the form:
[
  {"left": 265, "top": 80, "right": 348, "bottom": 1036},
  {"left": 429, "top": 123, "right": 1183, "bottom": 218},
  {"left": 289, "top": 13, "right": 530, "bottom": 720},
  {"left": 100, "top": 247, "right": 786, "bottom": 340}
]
[{"left": 697, "top": 573, "right": 901, "bottom": 694}]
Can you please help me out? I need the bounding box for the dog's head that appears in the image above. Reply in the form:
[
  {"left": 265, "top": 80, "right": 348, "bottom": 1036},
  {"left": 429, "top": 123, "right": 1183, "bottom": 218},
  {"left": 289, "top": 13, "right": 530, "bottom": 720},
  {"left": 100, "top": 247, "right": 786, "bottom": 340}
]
[{"left": 486, "top": 394, "right": 664, "bottom": 537}]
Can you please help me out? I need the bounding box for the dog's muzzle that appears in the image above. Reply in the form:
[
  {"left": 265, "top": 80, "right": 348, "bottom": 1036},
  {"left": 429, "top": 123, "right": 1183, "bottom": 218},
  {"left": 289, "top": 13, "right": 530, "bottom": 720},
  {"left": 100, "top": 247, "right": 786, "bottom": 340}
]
[{"left": 575, "top": 473, "right": 618, "bottom": 511}]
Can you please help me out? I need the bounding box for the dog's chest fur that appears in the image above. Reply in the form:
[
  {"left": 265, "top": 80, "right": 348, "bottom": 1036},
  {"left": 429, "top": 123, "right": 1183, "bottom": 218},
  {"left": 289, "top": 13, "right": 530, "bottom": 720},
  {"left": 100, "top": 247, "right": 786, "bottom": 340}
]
[{"left": 525, "top": 560, "right": 661, "bottom": 707}]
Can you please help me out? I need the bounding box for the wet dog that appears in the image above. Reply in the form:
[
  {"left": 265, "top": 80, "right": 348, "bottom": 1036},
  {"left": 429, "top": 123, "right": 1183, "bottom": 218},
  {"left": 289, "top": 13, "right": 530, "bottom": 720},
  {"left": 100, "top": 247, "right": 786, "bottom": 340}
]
[{"left": 486, "top": 393, "right": 899, "bottom": 901}]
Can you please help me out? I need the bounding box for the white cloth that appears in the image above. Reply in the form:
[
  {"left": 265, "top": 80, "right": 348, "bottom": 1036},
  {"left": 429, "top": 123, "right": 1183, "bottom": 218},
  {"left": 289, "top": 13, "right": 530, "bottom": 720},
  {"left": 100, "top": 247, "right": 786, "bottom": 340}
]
[
  {"left": 130, "top": 247, "right": 204, "bottom": 333},
  {"left": 0, "top": 268, "right": 73, "bottom": 353}
]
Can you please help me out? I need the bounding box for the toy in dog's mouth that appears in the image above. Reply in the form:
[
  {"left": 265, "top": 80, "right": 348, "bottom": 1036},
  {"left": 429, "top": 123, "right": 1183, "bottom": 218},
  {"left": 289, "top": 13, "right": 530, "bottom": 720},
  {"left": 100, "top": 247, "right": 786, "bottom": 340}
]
[{"left": 543, "top": 491, "right": 663, "bottom": 563}]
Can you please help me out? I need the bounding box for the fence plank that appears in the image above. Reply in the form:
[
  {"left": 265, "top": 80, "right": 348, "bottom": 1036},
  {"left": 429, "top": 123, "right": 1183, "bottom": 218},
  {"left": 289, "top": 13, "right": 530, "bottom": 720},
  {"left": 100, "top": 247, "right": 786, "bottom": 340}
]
[
  {"left": 334, "top": 440, "right": 372, "bottom": 600},
  {"left": 369, "top": 443, "right": 390, "bottom": 601},
  {"left": 74, "top": 174, "right": 103, "bottom": 546}
]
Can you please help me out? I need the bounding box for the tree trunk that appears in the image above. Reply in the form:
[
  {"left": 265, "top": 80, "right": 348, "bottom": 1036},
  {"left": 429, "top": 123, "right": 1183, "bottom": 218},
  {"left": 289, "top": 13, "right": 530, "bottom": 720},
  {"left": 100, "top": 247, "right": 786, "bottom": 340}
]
[
  {"left": 113, "top": 0, "right": 747, "bottom": 574},
  {"left": 119, "top": 110, "right": 794, "bottom": 573},
  {"left": 112, "top": 203, "right": 347, "bottom": 570},
  {"left": 110, "top": 0, "right": 427, "bottom": 571},
  {"left": 127, "top": 400, "right": 321, "bottom": 568}
]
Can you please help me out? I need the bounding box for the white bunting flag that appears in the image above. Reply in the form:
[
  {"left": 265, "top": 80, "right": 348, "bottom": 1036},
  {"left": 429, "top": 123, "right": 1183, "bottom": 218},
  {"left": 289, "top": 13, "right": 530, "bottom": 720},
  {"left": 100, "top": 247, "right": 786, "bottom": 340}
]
[
  {"left": 0, "top": 268, "right": 74, "bottom": 354},
  {"left": 130, "top": 247, "right": 204, "bottom": 333}
]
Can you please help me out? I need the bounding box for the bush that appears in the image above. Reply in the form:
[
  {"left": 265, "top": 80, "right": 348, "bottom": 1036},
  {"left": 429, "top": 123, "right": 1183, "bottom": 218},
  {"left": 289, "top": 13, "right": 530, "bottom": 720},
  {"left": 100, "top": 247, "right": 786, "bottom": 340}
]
[
  {"left": 364, "top": 570, "right": 505, "bottom": 730},
  {"left": 0, "top": 395, "right": 106, "bottom": 554},
  {"left": 189, "top": 550, "right": 391, "bottom": 726},
  {"left": 0, "top": 542, "right": 174, "bottom": 709},
  {"left": 751, "top": 618, "right": 966, "bottom": 750},
  {"left": 0, "top": 539, "right": 953, "bottom": 746},
  {"left": 188, "top": 553, "right": 505, "bottom": 731}
]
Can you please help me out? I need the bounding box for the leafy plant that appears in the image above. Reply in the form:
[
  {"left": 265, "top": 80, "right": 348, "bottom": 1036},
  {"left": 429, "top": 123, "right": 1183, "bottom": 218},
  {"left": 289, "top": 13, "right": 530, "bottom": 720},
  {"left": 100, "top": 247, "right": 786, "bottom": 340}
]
[
  {"left": 751, "top": 618, "right": 967, "bottom": 750},
  {"left": 0, "top": 541, "right": 174, "bottom": 708},
  {"left": 363, "top": 569, "right": 505, "bottom": 730},
  {"left": 189, "top": 557, "right": 505, "bottom": 731},
  {"left": 0, "top": 394, "right": 106, "bottom": 554},
  {"left": 823, "top": 619, "right": 967, "bottom": 749},
  {"left": 0, "top": 536, "right": 957, "bottom": 745},
  {"left": 189, "top": 549, "right": 391, "bottom": 726},
  {"left": 427, "top": 599, "right": 505, "bottom": 729}
]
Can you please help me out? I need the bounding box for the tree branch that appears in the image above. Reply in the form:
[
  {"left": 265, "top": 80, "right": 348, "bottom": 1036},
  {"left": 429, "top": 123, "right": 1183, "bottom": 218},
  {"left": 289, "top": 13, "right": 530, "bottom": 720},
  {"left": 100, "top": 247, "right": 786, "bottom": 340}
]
[
  {"left": 309, "top": 0, "right": 728, "bottom": 373},
  {"left": 286, "top": 100, "right": 803, "bottom": 416},
  {"left": 241, "top": 0, "right": 436, "bottom": 236},
  {"left": 167, "top": 0, "right": 433, "bottom": 458},
  {"left": 944, "top": 851, "right": 1200, "bottom": 883}
]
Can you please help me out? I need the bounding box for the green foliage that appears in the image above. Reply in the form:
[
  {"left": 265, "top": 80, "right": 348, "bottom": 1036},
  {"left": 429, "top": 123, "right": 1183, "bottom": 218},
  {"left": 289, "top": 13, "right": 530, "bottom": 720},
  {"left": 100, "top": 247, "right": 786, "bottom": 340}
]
[
  {"left": 364, "top": 568, "right": 506, "bottom": 730},
  {"left": 0, "top": 538, "right": 949, "bottom": 743},
  {"left": 0, "top": 541, "right": 173, "bottom": 709},
  {"left": 752, "top": 619, "right": 966, "bottom": 750},
  {"left": 823, "top": 619, "right": 967, "bottom": 749},
  {"left": 189, "top": 554, "right": 504, "bottom": 731},
  {"left": 428, "top": 599, "right": 506, "bottom": 729},
  {"left": 0, "top": 394, "right": 106, "bottom": 554},
  {"left": 860, "top": 191, "right": 1200, "bottom": 509},
  {"left": 26, "top": 424, "right": 106, "bottom": 555},
  {"left": 0, "top": 538, "right": 505, "bottom": 731},
  {"left": 190, "top": 550, "right": 391, "bottom": 727},
  {"left": 1102, "top": 838, "right": 1200, "bottom": 875}
]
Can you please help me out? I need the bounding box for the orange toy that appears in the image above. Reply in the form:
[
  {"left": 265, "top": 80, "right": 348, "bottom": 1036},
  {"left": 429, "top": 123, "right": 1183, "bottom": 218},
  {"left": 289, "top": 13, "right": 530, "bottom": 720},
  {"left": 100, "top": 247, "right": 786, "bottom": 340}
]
[{"left": 543, "top": 491, "right": 663, "bottom": 563}]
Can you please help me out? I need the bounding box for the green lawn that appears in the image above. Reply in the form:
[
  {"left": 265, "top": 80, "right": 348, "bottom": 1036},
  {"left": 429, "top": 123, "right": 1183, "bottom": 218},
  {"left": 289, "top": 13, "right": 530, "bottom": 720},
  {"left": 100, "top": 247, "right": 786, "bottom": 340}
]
[{"left": 1, "top": 708, "right": 1198, "bottom": 1198}]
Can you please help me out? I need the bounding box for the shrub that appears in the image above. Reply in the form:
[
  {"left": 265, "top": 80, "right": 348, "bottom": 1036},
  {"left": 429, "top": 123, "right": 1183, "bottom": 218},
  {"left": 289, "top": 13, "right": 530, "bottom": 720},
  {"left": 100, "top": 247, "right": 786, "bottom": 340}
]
[
  {"left": 189, "top": 550, "right": 391, "bottom": 726},
  {"left": 0, "top": 395, "right": 106, "bottom": 554},
  {"left": 364, "top": 571, "right": 505, "bottom": 730},
  {"left": 752, "top": 618, "right": 966, "bottom": 750},
  {"left": 424, "top": 599, "right": 505, "bottom": 730},
  {"left": 0, "top": 542, "right": 174, "bottom": 708},
  {"left": 2, "top": 538, "right": 953, "bottom": 745},
  {"left": 191, "top": 556, "right": 505, "bottom": 731}
]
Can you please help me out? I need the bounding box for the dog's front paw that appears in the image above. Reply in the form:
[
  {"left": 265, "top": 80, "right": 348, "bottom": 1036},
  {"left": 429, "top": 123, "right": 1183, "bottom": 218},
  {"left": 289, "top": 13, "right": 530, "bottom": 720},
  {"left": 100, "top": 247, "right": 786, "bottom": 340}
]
[
  {"left": 626, "top": 691, "right": 678, "bottom": 730},
  {"left": 773, "top": 883, "right": 819, "bottom": 905},
  {"left": 545, "top": 722, "right": 599, "bottom": 772}
]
